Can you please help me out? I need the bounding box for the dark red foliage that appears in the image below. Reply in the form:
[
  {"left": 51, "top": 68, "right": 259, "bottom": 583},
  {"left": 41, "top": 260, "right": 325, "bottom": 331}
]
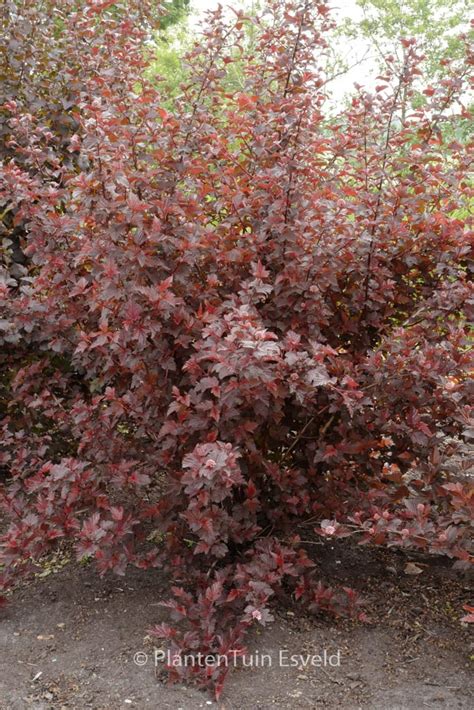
[{"left": 1, "top": 0, "right": 473, "bottom": 698}]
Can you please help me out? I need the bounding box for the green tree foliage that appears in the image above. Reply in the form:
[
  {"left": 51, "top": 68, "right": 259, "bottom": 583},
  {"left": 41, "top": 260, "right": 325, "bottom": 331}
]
[
  {"left": 148, "top": 1, "right": 263, "bottom": 104},
  {"left": 159, "top": 0, "right": 190, "bottom": 31},
  {"left": 347, "top": 0, "right": 472, "bottom": 76}
]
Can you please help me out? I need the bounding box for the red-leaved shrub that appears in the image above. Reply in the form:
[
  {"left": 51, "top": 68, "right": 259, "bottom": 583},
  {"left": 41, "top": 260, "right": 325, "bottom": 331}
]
[{"left": 1, "top": 0, "right": 473, "bottom": 698}]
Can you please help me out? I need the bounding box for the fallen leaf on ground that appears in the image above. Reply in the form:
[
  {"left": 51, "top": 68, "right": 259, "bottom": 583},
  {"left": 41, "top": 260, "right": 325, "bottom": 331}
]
[{"left": 404, "top": 562, "right": 423, "bottom": 575}]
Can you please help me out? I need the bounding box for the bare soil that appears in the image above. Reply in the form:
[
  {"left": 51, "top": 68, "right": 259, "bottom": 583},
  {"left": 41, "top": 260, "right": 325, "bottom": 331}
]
[{"left": 0, "top": 542, "right": 472, "bottom": 709}]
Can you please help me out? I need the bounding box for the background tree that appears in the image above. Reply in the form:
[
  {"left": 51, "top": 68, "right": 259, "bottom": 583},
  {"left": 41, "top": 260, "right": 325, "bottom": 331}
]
[
  {"left": 159, "top": 0, "right": 190, "bottom": 31},
  {"left": 338, "top": 0, "right": 473, "bottom": 103},
  {"left": 351, "top": 0, "right": 471, "bottom": 71}
]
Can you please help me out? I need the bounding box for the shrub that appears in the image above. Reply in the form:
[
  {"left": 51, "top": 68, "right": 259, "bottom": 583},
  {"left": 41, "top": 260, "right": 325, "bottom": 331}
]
[{"left": 1, "top": 0, "right": 472, "bottom": 698}]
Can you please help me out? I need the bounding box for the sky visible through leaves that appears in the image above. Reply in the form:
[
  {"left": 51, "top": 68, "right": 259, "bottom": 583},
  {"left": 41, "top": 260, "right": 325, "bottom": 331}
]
[{"left": 190, "top": 0, "right": 373, "bottom": 98}]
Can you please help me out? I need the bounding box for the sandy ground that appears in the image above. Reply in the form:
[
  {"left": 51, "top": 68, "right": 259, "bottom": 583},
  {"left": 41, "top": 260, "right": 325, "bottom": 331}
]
[{"left": 0, "top": 542, "right": 472, "bottom": 709}]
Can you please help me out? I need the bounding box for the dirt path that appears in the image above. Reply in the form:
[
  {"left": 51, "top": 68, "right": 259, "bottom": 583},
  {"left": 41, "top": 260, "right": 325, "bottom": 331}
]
[{"left": 0, "top": 543, "right": 472, "bottom": 709}]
